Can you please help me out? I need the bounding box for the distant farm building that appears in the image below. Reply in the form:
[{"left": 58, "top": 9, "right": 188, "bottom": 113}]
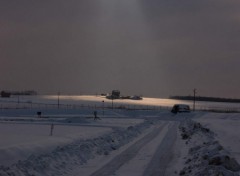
[
  {"left": 112, "top": 90, "right": 120, "bottom": 98},
  {"left": 106, "top": 90, "right": 121, "bottom": 99}
]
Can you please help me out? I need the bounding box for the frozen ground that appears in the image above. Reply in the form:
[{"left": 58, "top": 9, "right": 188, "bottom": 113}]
[{"left": 0, "top": 96, "right": 239, "bottom": 176}]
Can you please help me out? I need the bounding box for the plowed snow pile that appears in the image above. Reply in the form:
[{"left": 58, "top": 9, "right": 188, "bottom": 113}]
[
  {"left": 179, "top": 120, "right": 240, "bottom": 176},
  {"left": 0, "top": 119, "right": 153, "bottom": 176}
]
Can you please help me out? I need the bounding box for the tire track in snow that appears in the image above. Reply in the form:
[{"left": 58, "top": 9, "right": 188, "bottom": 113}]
[
  {"left": 143, "top": 122, "right": 178, "bottom": 176},
  {"left": 89, "top": 122, "right": 168, "bottom": 176}
]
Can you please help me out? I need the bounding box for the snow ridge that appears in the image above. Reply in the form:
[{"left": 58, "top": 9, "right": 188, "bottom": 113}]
[
  {"left": 0, "top": 120, "right": 153, "bottom": 176},
  {"left": 179, "top": 120, "right": 240, "bottom": 176}
]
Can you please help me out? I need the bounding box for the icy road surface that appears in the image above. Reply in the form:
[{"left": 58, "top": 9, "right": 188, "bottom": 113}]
[{"left": 71, "top": 121, "right": 179, "bottom": 176}]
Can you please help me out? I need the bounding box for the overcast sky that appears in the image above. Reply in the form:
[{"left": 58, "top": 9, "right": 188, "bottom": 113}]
[{"left": 1, "top": 0, "right": 240, "bottom": 98}]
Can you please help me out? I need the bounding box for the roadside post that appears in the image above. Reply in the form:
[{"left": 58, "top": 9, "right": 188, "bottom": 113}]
[
  {"left": 102, "top": 100, "right": 104, "bottom": 117},
  {"left": 50, "top": 123, "right": 54, "bottom": 136},
  {"left": 193, "top": 89, "right": 197, "bottom": 111}
]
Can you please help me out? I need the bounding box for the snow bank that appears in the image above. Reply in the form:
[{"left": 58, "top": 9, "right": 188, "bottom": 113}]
[
  {"left": 0, "top": 119, "right": 153, "bottom": 176},
  {"left": 194, "top": 113, "right": 240, "bottom": 163},
  {"left": 0, "top": 123, "right": 112, "bottom": 166},
  {"left": 178, "top": 120, "right": 240, "bottom": 176}
]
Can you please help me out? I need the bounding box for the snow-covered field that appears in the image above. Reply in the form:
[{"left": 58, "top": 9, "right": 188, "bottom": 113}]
[{"left": 0, "top": 96, "right": 240, "bottom": 176}]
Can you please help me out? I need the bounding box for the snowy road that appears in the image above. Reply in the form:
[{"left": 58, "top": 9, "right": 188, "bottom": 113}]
[
  {"left": 88, "top": 121, "right": 178, "bottom": 176},
  {"left": 143, "top": 123, "right": 178, "bottom": 176}
]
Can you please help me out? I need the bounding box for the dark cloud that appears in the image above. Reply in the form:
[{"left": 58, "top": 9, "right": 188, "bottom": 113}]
[{"left": 0, "top": 0, "right": 240, "bottom": 98}]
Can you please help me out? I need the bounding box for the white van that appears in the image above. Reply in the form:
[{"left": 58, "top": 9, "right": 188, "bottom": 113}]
[{"left": 171, "top": 104, "right": 190, "bottom": 113}]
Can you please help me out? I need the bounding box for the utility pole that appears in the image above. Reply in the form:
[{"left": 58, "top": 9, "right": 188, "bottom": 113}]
[
  {"left": 57, "top": 92, "right": 60, "bottom": 109},
  {"left": 193, "top": 88, "right": 197, "bottom": 111},
  {"left": 102, "top": 100, "right": 104, "bottom": 117},
  {"left": 112, "top": 97, "right": 114, "bottom": 109}
]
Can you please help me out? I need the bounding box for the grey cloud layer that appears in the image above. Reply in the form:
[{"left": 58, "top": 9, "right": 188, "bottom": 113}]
[{"left": 0, "top": 0, "right": 240, "bottom": 97}]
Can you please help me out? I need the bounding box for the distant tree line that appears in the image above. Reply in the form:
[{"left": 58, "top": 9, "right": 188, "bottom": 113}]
[
  {"left": 1, "top": 90, "right": 37, "bottom": 97},
  {"left": 169, "top": 95, "right": 240, "bottom": 103}
]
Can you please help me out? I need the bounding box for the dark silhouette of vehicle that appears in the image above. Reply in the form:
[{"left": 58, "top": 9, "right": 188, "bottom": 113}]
[{"left": 171, "top": 104, "right": 190, "bottom": 113}]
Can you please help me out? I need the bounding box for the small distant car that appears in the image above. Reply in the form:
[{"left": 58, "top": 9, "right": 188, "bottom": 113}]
[{"left": 171, "top": 104, "right": 190, "bottom": 113}]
